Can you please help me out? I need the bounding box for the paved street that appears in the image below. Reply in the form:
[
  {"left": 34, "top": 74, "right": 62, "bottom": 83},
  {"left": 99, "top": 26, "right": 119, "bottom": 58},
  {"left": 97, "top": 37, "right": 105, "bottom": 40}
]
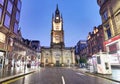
[{"left": 1, "top": 67, "right": 119, "bottom": 84}]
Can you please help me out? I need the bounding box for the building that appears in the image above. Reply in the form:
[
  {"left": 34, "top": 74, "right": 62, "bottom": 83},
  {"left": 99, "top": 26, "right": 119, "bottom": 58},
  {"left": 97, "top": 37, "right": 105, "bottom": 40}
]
[
  {"left": 13, "top": 29, "right": 41, "bottom": 69},
  {"left": 41, "top": 5, "right": 75, "bottom": 67},
  {"left": 75, "top": 40, "right": 87, "bottom": 55},
  {"left": 31, "top": 40, "right": 41, "bottom": 65},
  {"left": 80, "top": 45, "right": 88, "bottom": 60},
  {"left": 0, "top": 0, "right": 21, "bottom": 69},
  {"left": 31, "top": 40, "right": 41, "bottom": 52},
  {"left": 97, "top": 0, "right": 120, "bottom": 66},
  {"left": 87, "top": 25, "right": 105, "bottom": 57},
  {"left": 75, "top": 40, "right": 87, "bottom": 63}
]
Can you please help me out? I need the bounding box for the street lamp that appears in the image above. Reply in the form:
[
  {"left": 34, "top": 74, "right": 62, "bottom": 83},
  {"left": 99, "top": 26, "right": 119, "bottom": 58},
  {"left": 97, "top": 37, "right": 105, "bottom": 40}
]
[
  {"left": 77, "top": 55, "right": 80, "bottom": 67},
  {"left": 117, "top": 50, "right": 120, "bottom": 64}
]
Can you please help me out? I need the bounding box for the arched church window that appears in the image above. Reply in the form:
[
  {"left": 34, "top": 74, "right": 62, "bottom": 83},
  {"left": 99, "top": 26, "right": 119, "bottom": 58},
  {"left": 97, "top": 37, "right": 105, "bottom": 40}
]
[{"left": 46, "top": 59, "right": 48, "bottom": 63}]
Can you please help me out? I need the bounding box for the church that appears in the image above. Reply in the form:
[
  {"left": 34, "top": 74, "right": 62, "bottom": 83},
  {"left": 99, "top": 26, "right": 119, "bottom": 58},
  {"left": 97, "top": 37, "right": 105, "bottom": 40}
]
[{"left": 41, "top": 5, "right": 75, "bottom": 67}]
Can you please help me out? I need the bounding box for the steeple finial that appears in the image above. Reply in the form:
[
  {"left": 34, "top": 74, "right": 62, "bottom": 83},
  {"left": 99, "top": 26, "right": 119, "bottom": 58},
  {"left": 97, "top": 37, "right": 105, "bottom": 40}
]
[
  {"left": 56, "top": 4, "right": 58, "bottom": 10},
  {"left": 55, "top": 4, "right": 59, "bottom": 14}
]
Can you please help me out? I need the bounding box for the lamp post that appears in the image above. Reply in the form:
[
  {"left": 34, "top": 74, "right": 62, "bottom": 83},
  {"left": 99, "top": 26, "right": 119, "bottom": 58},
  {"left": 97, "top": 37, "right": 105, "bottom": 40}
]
[
  {"left": 23, "top": 51, "right": 27, "bottom": 73},
  {"left": 77, "top": 55, "right": 80, "bottom": 67},
  {"left": 118, "top": 50, "right": 120, "bottom": 64}
]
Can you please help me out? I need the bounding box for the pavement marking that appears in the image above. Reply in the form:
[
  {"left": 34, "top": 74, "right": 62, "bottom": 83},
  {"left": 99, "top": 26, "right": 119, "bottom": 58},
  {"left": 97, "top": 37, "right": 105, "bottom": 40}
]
[
  {"left": 76, "top": 72, "right": 85, "bottom": 76},
  {"left": 2, "top": 76, "right": 24, "bottom": 84},
  {"left": 62, "top": 76, "right": 65, "bottom": 84}
]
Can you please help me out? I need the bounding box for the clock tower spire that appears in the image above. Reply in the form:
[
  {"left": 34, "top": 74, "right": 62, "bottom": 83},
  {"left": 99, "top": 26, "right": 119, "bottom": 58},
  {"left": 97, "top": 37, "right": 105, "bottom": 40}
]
[{"left": 51, "top": 5, "right": 64, "bottom": 48}]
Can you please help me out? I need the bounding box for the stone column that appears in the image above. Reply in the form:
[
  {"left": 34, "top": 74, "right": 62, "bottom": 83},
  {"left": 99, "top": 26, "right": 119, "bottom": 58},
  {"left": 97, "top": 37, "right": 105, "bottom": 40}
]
[
  {"left": 41, "top": 50, "right": 45, "bottom": 67},
  {"left": 50, "top": 49, "right": 54, "bottom": 66},
  {"left": 71, "top": 49, "right": 75, "bottom": 64},
  {"left": 61, "top": 49, "right": 64, "bottom": 66}
]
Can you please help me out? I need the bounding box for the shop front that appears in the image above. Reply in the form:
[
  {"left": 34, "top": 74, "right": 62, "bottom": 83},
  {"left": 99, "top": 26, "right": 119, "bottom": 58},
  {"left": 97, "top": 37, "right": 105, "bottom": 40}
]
[
  {"left": 104, "top": 35, "right": 120, "bottom": 66},
  {"left": 0, "top": 51, "right": 5, "bottom": 69},
  {"left": 0, "top": 32, "right": 6, "bottom": 69}
]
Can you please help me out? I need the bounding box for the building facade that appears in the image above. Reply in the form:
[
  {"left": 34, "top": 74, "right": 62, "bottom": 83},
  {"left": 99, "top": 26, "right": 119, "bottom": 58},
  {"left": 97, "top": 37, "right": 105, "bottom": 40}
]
[
  {"left": 12, "top": 29, "right": 41, "bottom": 69},
  {"left": 97, "top": 0, "right": 120, "bottom": 65},
  {"left": 0, "top": 0, "right": 21, "bottom": 69},
  {"left": 87, "top": 25, "right": 105, "bottom": 57},
  {"left": 41, "top": 5, "right": 75, "bottom": 67},
  {"left": 75, "top": 40, "right": 87, "bottom": 62},
  {"left": 80, "top": 46, "right": 88, "bottom": 60},
  {"left": 75, "top": 40, "right": 87, "bottom": 55}
]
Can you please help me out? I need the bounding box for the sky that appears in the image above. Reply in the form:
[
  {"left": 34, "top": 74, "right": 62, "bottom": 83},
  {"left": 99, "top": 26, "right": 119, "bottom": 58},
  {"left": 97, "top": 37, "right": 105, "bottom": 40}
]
[{"left": 19, "top": 0, "right": 102, "bottom": 47}]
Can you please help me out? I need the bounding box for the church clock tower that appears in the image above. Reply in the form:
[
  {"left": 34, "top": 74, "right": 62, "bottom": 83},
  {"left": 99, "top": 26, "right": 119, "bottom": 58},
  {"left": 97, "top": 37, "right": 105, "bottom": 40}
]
[{"left": 51, "top": 5, "right": 65, "bottom": 48}]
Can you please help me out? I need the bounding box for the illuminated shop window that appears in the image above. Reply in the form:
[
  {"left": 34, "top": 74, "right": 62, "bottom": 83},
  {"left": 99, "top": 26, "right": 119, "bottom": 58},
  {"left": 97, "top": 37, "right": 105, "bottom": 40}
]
[
  {"left": 16, "top": 11, "right": 20, "bottom": 21},
  {"left": 0, "top": 0, "right": 4, "bottom": 6},
  {"left": 0, "top": 32, "right": 6, "bottom": 43},
  {"left": 4, "top": 14, "right": 10, "bottom": 28},
  {"left": 7, "top": 1, "right": 13, "bottom": 14},
  {"left": 14, "top": 23, "right": 18, "bottom": 34},
  {"left": 0, "top": 8, "right": 2, "bottom": 22},
  {"left": 17, "top": 0, "right": 21, "bottom": 11}
]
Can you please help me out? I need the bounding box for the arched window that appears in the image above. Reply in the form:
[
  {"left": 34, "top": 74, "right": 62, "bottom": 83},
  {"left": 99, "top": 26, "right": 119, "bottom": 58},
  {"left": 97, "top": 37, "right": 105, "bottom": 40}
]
[{"left": 46, "top": 59, "right": 48, "bottom": 63}]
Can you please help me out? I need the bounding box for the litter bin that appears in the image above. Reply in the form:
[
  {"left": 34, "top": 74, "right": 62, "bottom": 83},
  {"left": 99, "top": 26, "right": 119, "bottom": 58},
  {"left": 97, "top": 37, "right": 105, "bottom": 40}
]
[{"left": 27, "top": 63, "right": 31, "bottom": 68}]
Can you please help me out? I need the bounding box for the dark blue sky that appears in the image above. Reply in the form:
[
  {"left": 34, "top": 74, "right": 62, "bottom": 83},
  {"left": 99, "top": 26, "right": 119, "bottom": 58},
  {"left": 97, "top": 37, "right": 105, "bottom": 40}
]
[{"left": 19, "top": 0, "right": 101, "bottom": 47}]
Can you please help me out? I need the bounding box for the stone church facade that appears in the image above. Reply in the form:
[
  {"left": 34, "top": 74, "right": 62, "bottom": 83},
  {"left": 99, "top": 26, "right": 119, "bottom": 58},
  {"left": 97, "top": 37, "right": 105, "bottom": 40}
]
[{"left": 41, "top": 5, "right": 75, "bottom": 67}]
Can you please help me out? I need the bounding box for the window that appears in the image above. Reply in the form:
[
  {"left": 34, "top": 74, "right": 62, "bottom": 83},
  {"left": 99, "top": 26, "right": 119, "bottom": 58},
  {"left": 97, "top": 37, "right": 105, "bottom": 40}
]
[
  {"left": 17, "top": 0, "right": 21, "bottom": 11},
  {"left": 0, "top": 32, "right": 6, "bottom": 43},
  {"left": 11, "top": 0, "right": 14, "bottom": 2},
  {"left": 16, "top": 11, "right": 20, "bottom": 21},
  {"left": 55, "top": 35, "right": 60, "bottom": 43},
  {"left": 0, "top": 8, "right": 2, "bottom": 21},
  {"left": 4, "top": 14, "right": 10, "bottom": 28},
  {"left": 105, "top": 24, "right": 111, "bottom": 39},
  {"left": 14, "top": 23, "right": 18, "bottom": 34},
  {"left": 103, "top": 11, "right": 108, "bottom": 20},
  {"left": 106, "top": 29, "right": 111, "bottom": 39},
  {"left": 115, "top": 13, "right": 120, "bottom": 30},
  {"left": 0, "top": 0, "right": 4, "bottom": 6},
  {"left": 7, "top": 1, "right": 13, "bottom": 14},
  {"left": 46, "top": 59, "right": 48, "bottom": 63},
  {"left": 109, "top": 43, "right": 117, "bottom": 53}
]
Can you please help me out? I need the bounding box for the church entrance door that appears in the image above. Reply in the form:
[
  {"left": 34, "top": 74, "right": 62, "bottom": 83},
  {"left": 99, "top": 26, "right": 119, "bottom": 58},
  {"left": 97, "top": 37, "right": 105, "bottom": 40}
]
[{"left": 56, "top": 60, "right": 60, "bottom": 67}]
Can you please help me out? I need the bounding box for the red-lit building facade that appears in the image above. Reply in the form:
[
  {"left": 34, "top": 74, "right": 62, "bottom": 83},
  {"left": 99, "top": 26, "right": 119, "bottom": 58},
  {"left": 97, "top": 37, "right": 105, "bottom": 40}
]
[{"left": 87, "top": 25, "right": 105, "bottom": 57}]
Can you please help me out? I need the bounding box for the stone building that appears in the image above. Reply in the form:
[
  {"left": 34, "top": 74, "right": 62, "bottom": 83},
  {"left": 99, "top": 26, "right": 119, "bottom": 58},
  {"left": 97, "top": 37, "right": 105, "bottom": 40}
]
[
  {"left": 41, "top": 5, "right": 75, "bottom": 67},
  {"left": 97, "top": 0, "right": 120, "bottom": 65},
  {"left": 0, "top": 0, "right": 22, "bottom": 69}
]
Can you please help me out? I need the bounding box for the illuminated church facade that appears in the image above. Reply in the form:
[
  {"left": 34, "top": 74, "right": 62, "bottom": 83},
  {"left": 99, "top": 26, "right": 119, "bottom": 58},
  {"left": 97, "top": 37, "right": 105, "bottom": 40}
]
[{"left": 41, "top": 5, "right": 75, "bottom": 66}]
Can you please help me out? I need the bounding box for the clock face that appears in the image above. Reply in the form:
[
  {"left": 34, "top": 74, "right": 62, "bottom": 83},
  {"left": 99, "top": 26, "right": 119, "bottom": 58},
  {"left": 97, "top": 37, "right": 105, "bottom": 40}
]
[{"left": 56, "top": 17, "right": 59, "bottom": 19}]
